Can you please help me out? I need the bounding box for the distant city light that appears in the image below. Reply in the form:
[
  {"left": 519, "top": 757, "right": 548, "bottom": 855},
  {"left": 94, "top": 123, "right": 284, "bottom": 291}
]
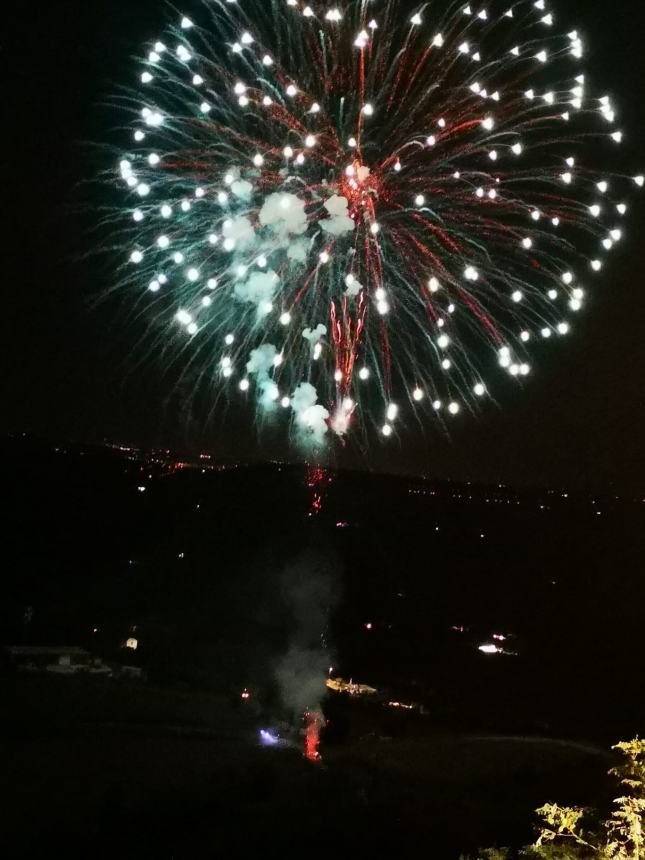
[{"left": 478, "top": 643, "right": 501, "bottom": 654}]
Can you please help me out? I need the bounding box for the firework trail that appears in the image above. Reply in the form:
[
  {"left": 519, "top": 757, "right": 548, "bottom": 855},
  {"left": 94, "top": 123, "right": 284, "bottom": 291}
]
[{"left": 112, "top": 0, "right": 642, "bottom": 443}]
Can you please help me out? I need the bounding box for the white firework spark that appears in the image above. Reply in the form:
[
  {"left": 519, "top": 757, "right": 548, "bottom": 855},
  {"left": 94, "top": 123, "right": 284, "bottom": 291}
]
[{"left": 112, "top": 0, "right": 641, "bottom": 444}]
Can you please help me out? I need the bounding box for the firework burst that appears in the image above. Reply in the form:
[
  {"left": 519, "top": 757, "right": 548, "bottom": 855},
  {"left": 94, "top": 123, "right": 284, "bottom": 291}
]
[{"left": 112, "top": 0, "right": 641, "bottom": 443}]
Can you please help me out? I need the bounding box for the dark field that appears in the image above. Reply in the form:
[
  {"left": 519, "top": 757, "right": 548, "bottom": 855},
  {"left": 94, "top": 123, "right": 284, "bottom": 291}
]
[
  {"left": 2, "top": 435, "right": 644, "bottom": 857},
  {"left": 1, "top": 676, "right": 613, "bottom": 858}
]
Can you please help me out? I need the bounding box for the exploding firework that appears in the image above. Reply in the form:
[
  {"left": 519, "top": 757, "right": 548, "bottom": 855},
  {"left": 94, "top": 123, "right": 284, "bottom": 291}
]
[{"left": 113, "top": 0, "right": 641, "bottom": 443}]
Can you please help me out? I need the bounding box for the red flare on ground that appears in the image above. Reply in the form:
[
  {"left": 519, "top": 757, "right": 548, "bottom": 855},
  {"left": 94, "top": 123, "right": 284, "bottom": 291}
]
[{"left": 303, "top": 709, "right": 324, "bottom": 762}]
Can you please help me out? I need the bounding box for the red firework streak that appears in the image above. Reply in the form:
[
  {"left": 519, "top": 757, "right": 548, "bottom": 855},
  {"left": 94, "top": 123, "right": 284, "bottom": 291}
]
[
  {"left": 331, "top": 162, "right": 384, "bottom": 405},
  {"left": 305, "top": 464, "right": 333, "bottom": 517},
  {"left": 303, "top": 710, "right": 325, "bottom": 762}
]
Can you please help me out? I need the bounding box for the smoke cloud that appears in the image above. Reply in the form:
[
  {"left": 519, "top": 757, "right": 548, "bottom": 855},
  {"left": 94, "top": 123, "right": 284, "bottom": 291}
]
[
  {"left": 231, "top": 179, "right": 253, "bottom": 200},
  {"left": 291, "top": 382, "right": 330, "bottom": 445},
  {"left": 259, "top": 192, "right": 308, "bottom": 238},
  {"left": 302, "top": 324, "right": 327, "bottom": 347},
  {"left": 274, "top": 552, "right": 340, "bottom": 717},
  {"left": 246, "top": 343, "right": 279, "bottom": 408},
  {"left": 222, "top": 215, "right": 255, "bottom": 248},
  {"left": 322, "top": 194, "right": 355, "bottom": 236},
  {"left": 234, "top": 270, "right": 280, "bottom": 315},
  {"left": 344, "top": 276, "right": 362, "bottom": 298},
  {"left": 286, "top": 238, "right": 308, "bottom": 263}
]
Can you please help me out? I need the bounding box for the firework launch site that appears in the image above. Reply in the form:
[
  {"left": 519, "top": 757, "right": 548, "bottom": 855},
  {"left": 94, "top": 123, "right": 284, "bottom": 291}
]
[{"left": 1, "top": 434, "right": 643, "bottom": 857}]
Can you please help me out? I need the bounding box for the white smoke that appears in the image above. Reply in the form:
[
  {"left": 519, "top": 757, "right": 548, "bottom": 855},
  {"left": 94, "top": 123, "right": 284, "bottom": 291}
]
[
  {"left": 231, "top": 179, "right": 253, "bottom": 200},
  {"left": 234, "top": 269, "right": 279, "bottom": 315},
  {"left": 275, "top": 645, "right": 330, "bottom": 718},
  {"left": 259, "top": 192, "right": 308, "bottom": 238},
  {"left": 246, "top": 343, "right": 279, "bottom": 408},
  {"left": 322, "top": 194, "right": 355, "bottom": 236},
  {"left": 274, "top": 552, "right": 339, "bottom": 717},
  {"left": 222, "top": 215, "right": 255, "bottom": 248},
  {"left": 291, "top": 382, "right": 329, "bottom": 445},
  {"left": 286, "top": 239, "right": 308, "bottom": 263},
  {"left": 302, "top": 324, "right": 327, "bottom": 346},
  {"left": 330, "top": 402, "right": 353, "bottom": 436},
  {"left": 344, "top": 275, "right": 362, "bottom": 298}
]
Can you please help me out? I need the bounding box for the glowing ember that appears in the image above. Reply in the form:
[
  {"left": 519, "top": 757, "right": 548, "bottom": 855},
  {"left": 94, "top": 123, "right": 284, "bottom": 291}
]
[{"left": 305, "top": 465, "right": 332, "bottom": 516}]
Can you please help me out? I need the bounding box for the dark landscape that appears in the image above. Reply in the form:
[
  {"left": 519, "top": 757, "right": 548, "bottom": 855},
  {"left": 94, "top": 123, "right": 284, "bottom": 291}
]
[{"left": 2, "top": 433, "right": 643, "bottom": 857}]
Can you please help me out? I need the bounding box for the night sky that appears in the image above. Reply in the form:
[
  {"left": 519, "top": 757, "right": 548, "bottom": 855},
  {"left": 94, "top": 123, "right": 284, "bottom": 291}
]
[{"left": 3, "top": 0, "right": 645, "bottom": 492}]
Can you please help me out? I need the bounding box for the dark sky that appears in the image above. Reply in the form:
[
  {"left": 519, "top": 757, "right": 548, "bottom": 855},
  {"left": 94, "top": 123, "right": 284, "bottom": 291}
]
[{"left": 3, "top": 0, "right": 645, "bottom": 492}]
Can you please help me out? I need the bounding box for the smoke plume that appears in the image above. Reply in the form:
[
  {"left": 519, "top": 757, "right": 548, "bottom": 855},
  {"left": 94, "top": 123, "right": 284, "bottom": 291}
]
[{"left": 274, "top": 552, "right": 339, "bottom": 717}]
